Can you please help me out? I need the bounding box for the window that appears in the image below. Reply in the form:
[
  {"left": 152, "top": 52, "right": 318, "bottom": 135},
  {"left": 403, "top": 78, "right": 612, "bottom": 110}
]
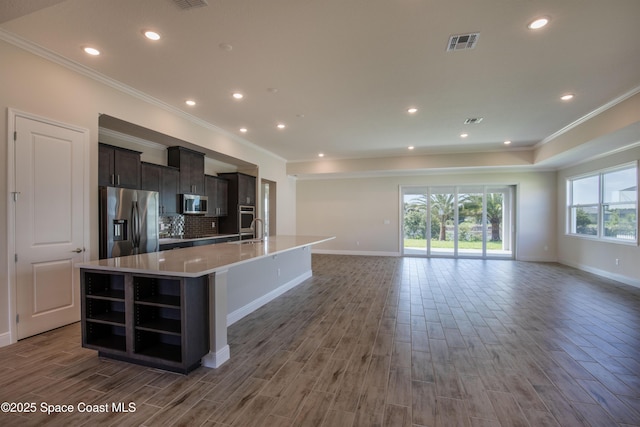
[{"left": 567, "top": 163, "right": 638, "bottom": 243}]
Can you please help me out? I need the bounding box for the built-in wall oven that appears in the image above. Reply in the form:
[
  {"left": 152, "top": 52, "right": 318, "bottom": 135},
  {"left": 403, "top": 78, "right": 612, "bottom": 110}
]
[{"left": 239, "top": 205, "right": 255, "bottom": 237}]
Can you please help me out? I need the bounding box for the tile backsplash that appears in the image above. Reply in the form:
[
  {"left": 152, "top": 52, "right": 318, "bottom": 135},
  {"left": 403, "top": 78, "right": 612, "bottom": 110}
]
[
  {"left": 159, "top": 215, "right": 218, "bottom": 238},
  {"left": 159, "top": 215, "right": 184, "bottom": 238}
]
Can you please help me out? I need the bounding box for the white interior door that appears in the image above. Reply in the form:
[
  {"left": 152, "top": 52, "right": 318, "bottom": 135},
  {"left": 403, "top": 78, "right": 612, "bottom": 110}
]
[{"left": 13, "top": 114, "right": 86, "bottom": 339}]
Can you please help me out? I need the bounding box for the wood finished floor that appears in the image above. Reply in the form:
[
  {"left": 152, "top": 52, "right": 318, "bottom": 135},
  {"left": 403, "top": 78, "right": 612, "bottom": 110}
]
[{"left": 2, "top": 255, "right": 640, "bottom": 426}]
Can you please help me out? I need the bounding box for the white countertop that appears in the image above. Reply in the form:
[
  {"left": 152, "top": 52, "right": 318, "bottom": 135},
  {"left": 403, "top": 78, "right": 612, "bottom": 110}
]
[{"left": 78, "top": 235, "right": 334, "bottom": 277}]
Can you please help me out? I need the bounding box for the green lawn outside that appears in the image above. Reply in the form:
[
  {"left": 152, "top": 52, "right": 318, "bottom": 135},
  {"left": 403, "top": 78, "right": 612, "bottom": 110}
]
[{"left": 404, "top": 239, "right": 503, "bottom": 250}]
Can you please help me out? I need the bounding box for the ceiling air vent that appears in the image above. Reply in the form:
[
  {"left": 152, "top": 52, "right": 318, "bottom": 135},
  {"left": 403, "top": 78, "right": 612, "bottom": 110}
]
[
  {"left": 172, "top": 0, "right": 208, "bottom": 10},
  {"left": 447, "top": 33, "right": 480, "bottom": 51},
  {"left": 464, "top": 118, "right": 483, "bottom": 124}
]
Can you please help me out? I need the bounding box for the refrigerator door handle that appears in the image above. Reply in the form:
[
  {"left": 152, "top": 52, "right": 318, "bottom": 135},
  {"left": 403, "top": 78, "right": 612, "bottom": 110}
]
[{"left": 131, "top": 201, "right": 141, "bottom": 249}]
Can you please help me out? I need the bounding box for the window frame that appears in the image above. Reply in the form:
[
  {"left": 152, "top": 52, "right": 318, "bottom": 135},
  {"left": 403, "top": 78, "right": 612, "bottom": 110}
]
[{"left": 566, "top": 162, "right": 638, "bottom": 245}]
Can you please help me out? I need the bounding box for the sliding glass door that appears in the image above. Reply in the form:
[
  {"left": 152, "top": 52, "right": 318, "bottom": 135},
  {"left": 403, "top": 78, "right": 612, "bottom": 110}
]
[
  {"left": 402, "top": 185, "right": 514, "bottom": 259},
  {"left": 403, "top": 188, "right": 428, "bottom": 256},
  {"left": 430, "top": 187, "right": 456, "bottom": 256},
  {"left": 486, "top": 187, "right": 513, "bottom": 257},
  {"left": 457, "top": 186, "right": 485, "bottom": 256}
]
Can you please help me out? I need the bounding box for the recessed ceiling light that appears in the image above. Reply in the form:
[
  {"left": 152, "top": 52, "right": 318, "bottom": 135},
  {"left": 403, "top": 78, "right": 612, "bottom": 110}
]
[
  {"left": 318, "top": 153, "right": 325, "bottom": 158},
  {"left": 528, "top": 17, "right": 550, "bottom": 30},
  {"left": 276, "top": 123, "right": 286, "bottom": 129},
  {"left": 143, "top": 30, "right": 161, "bottom": 41},
  {"left": 232, "top": 92, "right": 244, "bottom": 100},
  {"left": 460, "top": 133, "right": 469, "bottom": 138},
  {"left": 239, "top": 127, "right": 248, "bottom": 133},
  {"left": 219, "top": 43, "right": 233, "bottom": 51},
  {"left": 408, "top": 146, "right": 415, "bottom": 150},
  {"left": 561, "top": 93, "right": 574, "bottom": 101},
  {"left": 504, "top": 140, "right": 512, "bottom": 145},
  {"left": 407, "top": 108, "right": 418, "bottom": 114},
  {"left": 185, "top": 100, "right": 196, "bottom": 106},
  {"left": 83, "top": 46, "right": 100, "bottom": 56}
]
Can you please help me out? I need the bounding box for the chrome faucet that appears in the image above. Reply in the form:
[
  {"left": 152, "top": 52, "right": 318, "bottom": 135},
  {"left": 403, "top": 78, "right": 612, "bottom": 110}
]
[{"left": 250, "top": 218, "right": 265, "bottom": 239}]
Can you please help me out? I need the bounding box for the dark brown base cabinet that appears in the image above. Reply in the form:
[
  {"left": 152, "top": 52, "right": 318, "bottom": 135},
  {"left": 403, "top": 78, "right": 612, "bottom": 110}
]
[{"left": 81, "top": 269, "right": 209, "bottom": 374}]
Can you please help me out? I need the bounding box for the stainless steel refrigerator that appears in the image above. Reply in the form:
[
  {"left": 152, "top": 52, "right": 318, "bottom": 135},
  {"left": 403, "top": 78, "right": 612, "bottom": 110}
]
[{"left": 99, "top": 186, "right": 159, "bottom": 259}]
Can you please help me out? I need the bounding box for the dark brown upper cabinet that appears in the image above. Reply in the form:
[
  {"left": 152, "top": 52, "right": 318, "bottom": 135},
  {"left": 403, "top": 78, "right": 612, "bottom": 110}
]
[
  {"left": 205, "top": 175, "right": 229, "bottom": 217},
  {"left": 167, "top": 146, "right": 205, "bottom": 195},
  {"left": 98, "top": 143, "right": 141, "bottom": 189},
  {"left": 141, "top": 162, "right": 180, "bottom": 215},
  {"left": 219, "top": 172, "right": 256, "bottom": 207}
]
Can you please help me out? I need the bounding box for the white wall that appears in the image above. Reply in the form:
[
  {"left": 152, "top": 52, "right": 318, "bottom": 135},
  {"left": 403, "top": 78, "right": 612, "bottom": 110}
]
[
  {"left": 297, "top": 170, "right": 557, "bottom": 261},
  {"left": 557, "top": 145, "right": 640, "bottom": 287},
  {"left": 0, "top": 39, "right": 296, "bottom": 344}
]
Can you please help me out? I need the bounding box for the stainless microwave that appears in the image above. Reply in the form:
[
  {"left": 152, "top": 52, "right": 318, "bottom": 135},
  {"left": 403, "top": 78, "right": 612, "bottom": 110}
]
[{"left": 180, "top": 194, "right": 208, "bottom": 215}]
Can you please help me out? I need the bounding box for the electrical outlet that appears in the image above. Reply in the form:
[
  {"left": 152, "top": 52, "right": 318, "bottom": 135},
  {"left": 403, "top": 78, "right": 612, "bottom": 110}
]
[
  {"left": 212, "top": 222, "right": 215, "bottom": 228},
  {"left": 615, "top": 258, "right": 620, "bottom": 266}
]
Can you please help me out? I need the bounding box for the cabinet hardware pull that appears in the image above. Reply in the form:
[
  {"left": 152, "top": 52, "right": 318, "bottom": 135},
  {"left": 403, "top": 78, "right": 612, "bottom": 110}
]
[{"left": 71, "top": 248, "right": 84, "bottom": 253}]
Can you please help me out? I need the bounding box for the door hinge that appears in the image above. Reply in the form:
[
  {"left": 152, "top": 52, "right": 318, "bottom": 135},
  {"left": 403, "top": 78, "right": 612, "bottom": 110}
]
[
  {"left": 14, "top": 131, "right": 17, "bottom": 141},
  {"left": 15, "top": 253, "right": 18, "bottom": 262},
  {"left": 16, "top": 314, "right": 19, "bottom": 323}
]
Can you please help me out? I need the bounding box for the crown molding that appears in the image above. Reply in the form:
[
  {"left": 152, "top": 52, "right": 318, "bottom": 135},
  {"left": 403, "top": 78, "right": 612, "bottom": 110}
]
[
  {"left": 0, "top": 28, "right": 287, "bottom": 163},
  {"left": 98, "top": 128, "right": 166, "bottom": 151},
  {"left": 536, "top": 85, "right": 640, "bottom": 149}
]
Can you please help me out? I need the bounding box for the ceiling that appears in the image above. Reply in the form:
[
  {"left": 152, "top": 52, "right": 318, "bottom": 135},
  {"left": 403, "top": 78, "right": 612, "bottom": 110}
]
[{"left": 2, "top": 0, "right": 640, "bottom": 164}]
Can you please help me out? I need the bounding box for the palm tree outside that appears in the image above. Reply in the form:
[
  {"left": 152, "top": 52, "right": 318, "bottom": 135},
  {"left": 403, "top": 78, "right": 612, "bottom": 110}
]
[{"left": 403, "top": 187, "right": 509, "bottom": 256}]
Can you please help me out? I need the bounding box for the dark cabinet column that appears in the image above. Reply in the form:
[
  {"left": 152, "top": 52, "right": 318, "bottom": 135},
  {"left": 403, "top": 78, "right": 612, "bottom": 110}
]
[
  {"left": 238, "top": 173, "right": 256, "bottom": 206},
  {"left": 217, "top": 172, "right": 256, "bottom": 234}
]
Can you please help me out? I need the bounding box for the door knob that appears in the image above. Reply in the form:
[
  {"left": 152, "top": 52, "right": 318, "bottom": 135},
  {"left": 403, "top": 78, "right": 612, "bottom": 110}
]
[{"left": 71, "top": 248, "right": 84, "bottom": 253}]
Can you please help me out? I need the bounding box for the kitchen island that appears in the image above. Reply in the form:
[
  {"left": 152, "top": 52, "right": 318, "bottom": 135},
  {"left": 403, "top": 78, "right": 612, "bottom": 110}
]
[{"left": 78, "top": 235, "right": 334, "bottom": 373}]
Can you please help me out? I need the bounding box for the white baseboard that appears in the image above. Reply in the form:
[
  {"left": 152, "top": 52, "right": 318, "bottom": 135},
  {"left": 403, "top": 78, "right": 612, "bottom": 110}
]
[
  {"left": 559, "top": 259, "right": 640, "bottom": 289},
  {"left": 201, "top": 345, "right": 230, "bottom": 368},
  {"left": 312, "top": 249, "right": 401, "bottom": 257},
  {"left": 0, "top": 331, "right": 11, "bottom": 348},
  {"left": 516, "top": 256, "right": 558, "bottom": 262},
  {"left": 227, "top": 270, "right": 313, "bottom": 326}
]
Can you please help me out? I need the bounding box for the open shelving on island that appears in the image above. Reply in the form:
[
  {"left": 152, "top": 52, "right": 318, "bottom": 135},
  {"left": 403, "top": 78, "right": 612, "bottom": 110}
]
[{"left": 80, "top": 270, "right": 208, "bottom": 373}]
